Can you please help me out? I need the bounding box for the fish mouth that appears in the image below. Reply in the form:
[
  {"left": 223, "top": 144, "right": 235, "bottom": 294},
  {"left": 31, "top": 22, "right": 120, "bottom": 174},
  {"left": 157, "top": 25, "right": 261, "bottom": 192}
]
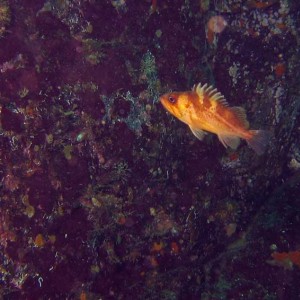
[
  {"left": 159, "top": 94, "right": 167, "bottom": 102},
  {"left": 160, "top": 96, "right": 172, "bottom": 112},
  {"left": 159, "top": 96, "right": 169, "bottom": 109},
  {"left": 159, "top": 96, "right": 167, "bottom": 106},
  {"left": 160, "top": 97, "right": 180, "bottom": 118},
  {"left": 160, "top": 92, "right": 183, "bottom": 116}
]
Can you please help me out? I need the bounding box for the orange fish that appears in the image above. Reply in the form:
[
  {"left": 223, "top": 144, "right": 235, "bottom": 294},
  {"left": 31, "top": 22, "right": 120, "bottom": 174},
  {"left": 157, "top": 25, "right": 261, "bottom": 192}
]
[{"left": 160, "top": 83, "right": 270, "bottom": 155}]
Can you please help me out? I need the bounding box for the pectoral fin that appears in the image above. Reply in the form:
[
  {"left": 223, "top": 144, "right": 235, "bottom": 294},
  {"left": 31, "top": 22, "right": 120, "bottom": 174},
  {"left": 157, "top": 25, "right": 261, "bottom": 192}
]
[
  {"left": 218, "top": 134, "right": 240, "bottom": 150},
  {"left": 189, "top": 126, "right": 206, "bottom": 141}
]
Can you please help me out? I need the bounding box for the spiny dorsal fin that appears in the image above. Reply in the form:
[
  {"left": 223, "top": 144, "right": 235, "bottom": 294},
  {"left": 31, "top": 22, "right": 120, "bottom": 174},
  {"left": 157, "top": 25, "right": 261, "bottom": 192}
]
[
  {"left": 230, "top": 106, "right": 249, "bottom": 129},
  {"left": 194, "top": 83, "right": 229, "bottom": 107}
]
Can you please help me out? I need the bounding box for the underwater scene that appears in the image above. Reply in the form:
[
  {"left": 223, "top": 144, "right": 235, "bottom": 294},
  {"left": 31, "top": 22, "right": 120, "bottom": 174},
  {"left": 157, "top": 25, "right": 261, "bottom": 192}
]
[{"left": 0, "top": 0, "right": 299, "bottom": 299}]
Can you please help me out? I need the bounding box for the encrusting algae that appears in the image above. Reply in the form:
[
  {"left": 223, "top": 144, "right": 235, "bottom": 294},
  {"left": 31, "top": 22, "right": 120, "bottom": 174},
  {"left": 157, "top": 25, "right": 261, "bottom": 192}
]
[{"left": 160, "top": 83, "right": 271, "bottom": 155}]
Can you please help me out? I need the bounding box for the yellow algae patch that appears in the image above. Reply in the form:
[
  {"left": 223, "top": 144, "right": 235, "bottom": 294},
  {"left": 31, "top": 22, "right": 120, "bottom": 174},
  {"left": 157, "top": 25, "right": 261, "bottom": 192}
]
[
  {"left": 63, "top": 145, "right": 73, "bottom": 160},
  {"left": 48, "top": 235, "right": 56, "bottom": 244},
  {"left": 34, "top": 234, "right": 45, "bottom": 247}
]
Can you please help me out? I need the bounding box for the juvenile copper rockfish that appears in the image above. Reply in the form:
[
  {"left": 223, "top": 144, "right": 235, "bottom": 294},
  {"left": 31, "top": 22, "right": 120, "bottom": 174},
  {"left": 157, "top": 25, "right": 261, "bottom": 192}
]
[{"left": 160, "top": 83, "right": 270, "bottom": 155}]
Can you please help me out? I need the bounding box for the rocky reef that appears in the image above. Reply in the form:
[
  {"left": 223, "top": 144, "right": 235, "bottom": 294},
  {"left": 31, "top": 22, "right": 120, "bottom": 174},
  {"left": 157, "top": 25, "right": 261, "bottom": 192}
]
[{"left": 0, "top": 0, "right": 300, "bottom": 298}]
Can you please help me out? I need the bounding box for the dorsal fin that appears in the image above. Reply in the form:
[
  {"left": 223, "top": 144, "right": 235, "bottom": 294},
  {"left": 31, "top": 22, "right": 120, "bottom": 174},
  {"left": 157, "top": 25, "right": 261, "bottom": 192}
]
[
  {"left": 194, "top": 83, "right": 229, "bottom": 107},
  {"left": 230, "top": 106, "right": 249, "bottom": 129}
]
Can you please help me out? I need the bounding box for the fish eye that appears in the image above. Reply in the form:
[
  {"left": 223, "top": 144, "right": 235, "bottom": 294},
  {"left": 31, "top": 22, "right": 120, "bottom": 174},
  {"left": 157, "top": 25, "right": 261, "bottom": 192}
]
[{"left": 168, "top": 96, "right": 176, "bottom": 104}]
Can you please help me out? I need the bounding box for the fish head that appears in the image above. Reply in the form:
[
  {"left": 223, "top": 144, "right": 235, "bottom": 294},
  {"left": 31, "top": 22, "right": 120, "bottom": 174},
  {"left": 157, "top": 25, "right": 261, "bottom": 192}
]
[{"left": 160, "top": 92, "right": 190, "bottom": 121}]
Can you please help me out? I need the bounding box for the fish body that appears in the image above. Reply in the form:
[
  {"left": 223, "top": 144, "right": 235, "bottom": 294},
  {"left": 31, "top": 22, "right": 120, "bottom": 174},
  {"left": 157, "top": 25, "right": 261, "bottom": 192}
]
[{"left": 160, "top": 83, "right": 270, "bottom": 155}]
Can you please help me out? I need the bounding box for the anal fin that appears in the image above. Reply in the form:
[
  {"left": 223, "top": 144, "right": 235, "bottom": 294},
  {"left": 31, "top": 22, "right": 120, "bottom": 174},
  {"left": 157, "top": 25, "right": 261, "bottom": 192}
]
[
  {"left": 218, "top": 134, "right": 240, "bottom": 150},
  {"left": 189, "top": 126, "right": 206, "bottom": 141}
]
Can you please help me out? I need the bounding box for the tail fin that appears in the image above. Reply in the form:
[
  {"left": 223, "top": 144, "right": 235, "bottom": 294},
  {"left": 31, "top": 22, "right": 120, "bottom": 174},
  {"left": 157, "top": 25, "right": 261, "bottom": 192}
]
[{"left": 247, "top": 130, "right": 271, "bottom": 155}]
